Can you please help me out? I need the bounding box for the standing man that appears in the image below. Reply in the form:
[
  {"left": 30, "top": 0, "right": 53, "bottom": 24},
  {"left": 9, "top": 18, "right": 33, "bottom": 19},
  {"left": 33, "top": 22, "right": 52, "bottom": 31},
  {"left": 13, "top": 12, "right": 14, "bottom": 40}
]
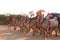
[{"left": 6, "top": 15, "right": 12, "bottom": 31}]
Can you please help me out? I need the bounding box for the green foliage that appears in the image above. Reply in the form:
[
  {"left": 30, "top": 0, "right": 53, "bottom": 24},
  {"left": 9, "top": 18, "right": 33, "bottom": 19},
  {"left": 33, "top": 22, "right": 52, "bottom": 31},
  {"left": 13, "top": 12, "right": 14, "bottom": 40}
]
[
  {"left": 0, "top": 14, "right": 21, "bottom": 25},
  {"left": 0, "top": 15, "right": 6, "bottom": 25}
]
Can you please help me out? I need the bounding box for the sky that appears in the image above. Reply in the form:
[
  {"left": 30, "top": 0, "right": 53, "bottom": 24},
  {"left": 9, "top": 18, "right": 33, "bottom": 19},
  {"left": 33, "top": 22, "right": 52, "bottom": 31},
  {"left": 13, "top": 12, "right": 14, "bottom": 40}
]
[{"left": 0, "top": 0, "right": 60, "bottom": 17}]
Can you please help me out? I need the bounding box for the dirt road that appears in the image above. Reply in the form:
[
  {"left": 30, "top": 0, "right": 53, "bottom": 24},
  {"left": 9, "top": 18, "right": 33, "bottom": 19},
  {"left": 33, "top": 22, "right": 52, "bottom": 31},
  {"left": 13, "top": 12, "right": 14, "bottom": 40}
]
[{"left": 0, "top": 25, "right": 60, "bottom": 40}]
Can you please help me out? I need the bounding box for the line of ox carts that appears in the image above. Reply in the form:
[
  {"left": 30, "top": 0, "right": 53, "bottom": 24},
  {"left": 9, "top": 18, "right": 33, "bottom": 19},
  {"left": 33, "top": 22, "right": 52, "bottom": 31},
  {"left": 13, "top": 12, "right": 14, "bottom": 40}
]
[{"left": 6, "top": 13, "right": 60, "bottom": 37}]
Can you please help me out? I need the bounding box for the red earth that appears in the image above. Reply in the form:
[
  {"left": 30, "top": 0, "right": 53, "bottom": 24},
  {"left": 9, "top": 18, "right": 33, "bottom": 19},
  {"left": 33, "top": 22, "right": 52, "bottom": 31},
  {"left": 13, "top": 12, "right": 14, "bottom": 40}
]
[{"left": 0, "top": 25, "right": 60, "bottom": 40}]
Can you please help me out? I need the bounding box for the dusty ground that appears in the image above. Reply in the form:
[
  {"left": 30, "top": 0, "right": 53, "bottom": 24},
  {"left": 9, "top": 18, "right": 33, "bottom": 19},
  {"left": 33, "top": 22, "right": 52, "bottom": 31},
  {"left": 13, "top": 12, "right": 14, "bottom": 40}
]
[{"left": 0, "top": 25, "right": 60, "bottom": 40}]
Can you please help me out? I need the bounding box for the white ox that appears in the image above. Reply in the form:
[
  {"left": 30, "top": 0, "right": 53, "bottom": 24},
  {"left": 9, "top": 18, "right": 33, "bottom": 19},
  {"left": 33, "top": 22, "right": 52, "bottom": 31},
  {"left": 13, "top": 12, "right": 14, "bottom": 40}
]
[
  {"left": 42, "top": 17, "right": 58, "bottom": 36},
  {"left": 49, "top": 17, "right": 58, "bottom": 27},
  {"left": 42, "top": 17, "right": 58, "bottom": 27}
]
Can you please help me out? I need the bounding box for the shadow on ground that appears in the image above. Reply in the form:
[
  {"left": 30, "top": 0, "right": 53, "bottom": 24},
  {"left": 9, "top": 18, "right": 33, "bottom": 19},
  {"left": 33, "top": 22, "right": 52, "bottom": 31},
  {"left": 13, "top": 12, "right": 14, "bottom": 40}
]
[{"left": 0, "top": 25, "right": 60, "bottom": 40}]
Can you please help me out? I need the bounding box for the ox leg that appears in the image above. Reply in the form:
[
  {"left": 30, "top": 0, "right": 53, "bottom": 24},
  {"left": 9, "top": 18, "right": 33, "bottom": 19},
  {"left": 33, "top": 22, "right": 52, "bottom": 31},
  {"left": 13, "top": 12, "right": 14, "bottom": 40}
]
[
  {"left": 20, "top": 27, "right": 23, "bottom": 32},
  {"left": 14, "top": 26, "right": 16, "bottom": 30},
  {"left": 20, "top": 26, "right": 23, "bottom": 32},
  {"left": 19, "top": 26, "right": 22, "bottom": 32},
  {"left": 26, "top": 29, "right": 30, "bottom": 33},
  {"left": 26, "top": 27, "right": 30, "bottom": 33},
  {"left": 8, "top": 24, "right": 11, "bottom": 30},
  {"left": 33, "top": 30, "right": 35, "bottom": 36},
  {"left": 33, "top": 28, "right": 38, "bottom": 36},
  {"left": 23, "top": 26, "right": 25, "bottom": 32},
  {"left": 14, "top": 24, "right": 17, "bottom": 30},
  {"left": 32, "top": 28, "right": 36, "bottom": 36},
  {"left": 55, "top": 27, "right": 58, "bottom": 36}
]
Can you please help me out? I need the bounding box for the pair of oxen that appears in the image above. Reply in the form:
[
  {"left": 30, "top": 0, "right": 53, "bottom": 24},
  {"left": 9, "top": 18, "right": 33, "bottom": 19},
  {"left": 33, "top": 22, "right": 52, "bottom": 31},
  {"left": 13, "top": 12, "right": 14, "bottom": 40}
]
[{"left": 6, "top": 15, "right": 59, "bottom": 37}]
